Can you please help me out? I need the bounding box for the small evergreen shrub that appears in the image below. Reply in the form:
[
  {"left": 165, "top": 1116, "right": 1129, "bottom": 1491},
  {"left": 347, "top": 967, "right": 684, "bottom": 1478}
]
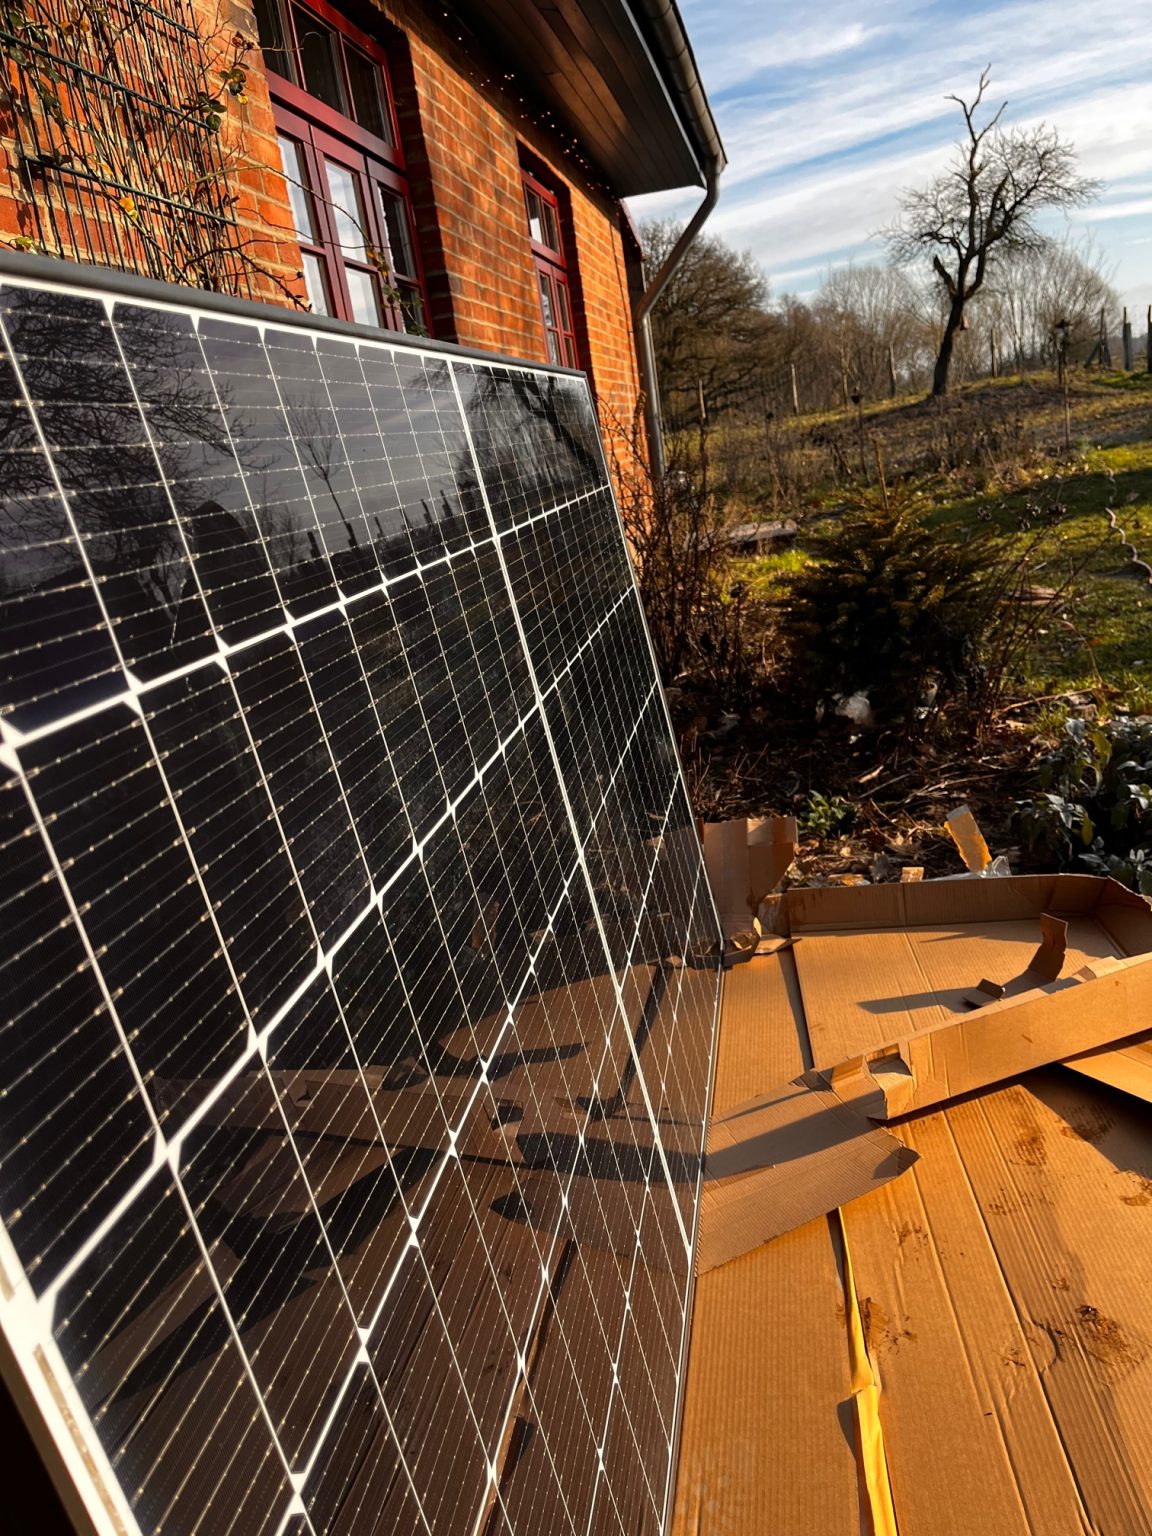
[{"left": 778, "top": 491, "right": 995, "bottom": 728}]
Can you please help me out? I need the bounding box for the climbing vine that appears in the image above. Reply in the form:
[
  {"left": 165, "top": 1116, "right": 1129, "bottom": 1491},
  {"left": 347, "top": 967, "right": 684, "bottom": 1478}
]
[{"left": 0, "top": 0, "right": 281, "bottom": 296}]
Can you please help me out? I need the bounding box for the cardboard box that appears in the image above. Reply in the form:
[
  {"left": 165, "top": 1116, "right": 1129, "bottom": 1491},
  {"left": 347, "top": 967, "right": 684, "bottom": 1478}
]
[{"left": 672, "top": 872, "right": 1152, "bottom": 1535}]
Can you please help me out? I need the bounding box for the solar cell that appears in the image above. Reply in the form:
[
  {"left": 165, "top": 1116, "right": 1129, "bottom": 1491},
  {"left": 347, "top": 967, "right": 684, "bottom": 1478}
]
[{"left": 0, "top": 259, "right": 721, "bottom": 1536}]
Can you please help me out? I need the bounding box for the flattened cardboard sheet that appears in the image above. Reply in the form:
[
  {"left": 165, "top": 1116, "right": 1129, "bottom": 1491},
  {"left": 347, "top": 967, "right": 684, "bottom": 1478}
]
[
  {"left": 671, "top": 952, "right": 861, "bottom": 1536},
  {"left": 676, "top": 874, "right": 1152, "bottom": 1536},
  {"left": 840, "top": 1071, "right": 1152, "bottom": 1535}
]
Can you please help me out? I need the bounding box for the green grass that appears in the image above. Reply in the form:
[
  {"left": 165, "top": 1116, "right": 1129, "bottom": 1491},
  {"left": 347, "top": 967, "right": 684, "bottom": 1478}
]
[
  {"left": 728, "top": 438, "right": 1152, "bottom": 711},
  {"left": 898, "top": 443, "right": 1152, "bottom": 701},
  {"left": 737, "top": 546, "right": 807, "bottom": 595},
  {"left": 709, "top": 366, "right": 1152, "bottom": 713},
  {"left": 1095, "top": 370, "right": 1152, "bottom": 392}
]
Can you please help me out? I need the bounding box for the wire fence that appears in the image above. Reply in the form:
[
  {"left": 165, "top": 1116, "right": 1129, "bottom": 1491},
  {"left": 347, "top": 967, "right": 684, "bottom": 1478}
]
[{"left": 1, "top": 0, "right": 255, "bottom": 294}]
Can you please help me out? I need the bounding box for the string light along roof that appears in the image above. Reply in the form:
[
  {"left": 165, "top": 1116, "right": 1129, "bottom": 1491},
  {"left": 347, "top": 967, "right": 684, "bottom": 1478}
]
[{"left": 0, "top": 254, "right": 721, "bottom": 1536}]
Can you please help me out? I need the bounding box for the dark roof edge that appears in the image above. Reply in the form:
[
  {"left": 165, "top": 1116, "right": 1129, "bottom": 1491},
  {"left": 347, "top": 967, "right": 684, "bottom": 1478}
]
[{"left": 627, "top": 0, "right": 726, "bottom": 183}]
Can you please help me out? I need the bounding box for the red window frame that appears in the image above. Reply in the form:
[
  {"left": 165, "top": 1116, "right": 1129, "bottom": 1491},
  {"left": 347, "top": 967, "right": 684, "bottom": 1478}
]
[
  {"left": 256, "top": 0, "right": 429, "bottom": 334},
  {"left": 521, "top": 168, "right": 580, "bottom": 369}
]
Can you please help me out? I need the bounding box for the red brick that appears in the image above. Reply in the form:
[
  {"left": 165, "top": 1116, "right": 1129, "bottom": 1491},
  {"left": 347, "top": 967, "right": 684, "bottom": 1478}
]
[{"left": 0, "top": 0, "right": 647, "bottom": 481}]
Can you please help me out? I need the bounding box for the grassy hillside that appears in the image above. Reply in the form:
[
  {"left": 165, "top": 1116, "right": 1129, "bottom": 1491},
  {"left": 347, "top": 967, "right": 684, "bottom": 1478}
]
[{"left": 669, "top": 369, "right": 1152, "bottom": 881}]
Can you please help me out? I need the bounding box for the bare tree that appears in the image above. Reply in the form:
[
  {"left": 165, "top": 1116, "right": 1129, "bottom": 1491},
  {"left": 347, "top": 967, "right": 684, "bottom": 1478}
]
[
  {"left": 641, "top": 218, "right": 772, "bottom": 428},
  {"left": 975, "top": 236, "right": 1118, "bottom": 371},
  {"left": 885, "top": 68, "right": 1100, "bottom": 396},
  {"left": 814, "top": 263, "right": 936, "bottom": 400}
]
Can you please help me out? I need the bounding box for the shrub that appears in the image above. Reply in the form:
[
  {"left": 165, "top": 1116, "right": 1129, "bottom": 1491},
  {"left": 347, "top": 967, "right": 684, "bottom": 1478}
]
[
  {"left": 777, "top": 488, "right": 995, "bottom": 729},
  {"left": 607, "top": 406, "right": 764, "bottom": 706}
]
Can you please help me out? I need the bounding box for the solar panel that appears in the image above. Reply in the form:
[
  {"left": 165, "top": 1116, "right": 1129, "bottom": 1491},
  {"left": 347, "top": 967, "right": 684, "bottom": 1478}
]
[{"left": 0, "top": 258, "right": 721, "bottom": 1536}]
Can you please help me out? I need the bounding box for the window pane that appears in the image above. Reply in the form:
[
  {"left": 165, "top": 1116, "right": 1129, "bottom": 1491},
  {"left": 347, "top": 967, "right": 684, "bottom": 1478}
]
[
  {"left": 302, "top": 253, "right": 331, "bottom": 315},
  {"left": 345, "top": 47, "right": 389, "bottom": 140},
  {"left": 277, "top": 135, "right": 318, "bottom": 242},
  {"left": 293, "top": 5, "right": 346, "bottom": 113},
  {"left": 541, "top": 199, "right": 560, "bottom": 252},
  {"left": 561, "top": 334, "right": 577, "bottom": 367},
  {"left": 324, "top": 161, "right": 368, "bottom": 260},
  {"left": 537, "top": 271, "right": 555, "bottom": 330},
  {"left": 397, "top": 281, "right": 425, "bottom": 334},
  {"left": 525, "top": 188, "right": 544, "bottom": 245},
  {"left": 554, "top": 277, "right": 573, "bottom": 336},
  {"left": 377, "top": 187, "right": 415, "bottom": 276},
  {"left": 344, "top": 266, "right": 381, "bottom": 327},
  {"left": 253, "top": 0, "right": 294, "bottom": 79}
]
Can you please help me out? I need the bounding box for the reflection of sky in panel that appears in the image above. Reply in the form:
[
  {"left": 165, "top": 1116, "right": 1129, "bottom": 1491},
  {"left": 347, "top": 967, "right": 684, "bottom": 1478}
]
[
  {"left": 196, "top": 317, "right": 339, "bottom": 616},
  {"left": 263, "top": 327, "right": 380, "bottom": 600},
  {"left": 0, "top": 291, "right": 197, "bottom": 725},
  {"left": 0, "top": 271, "right": 720, "bottom": 1536}
]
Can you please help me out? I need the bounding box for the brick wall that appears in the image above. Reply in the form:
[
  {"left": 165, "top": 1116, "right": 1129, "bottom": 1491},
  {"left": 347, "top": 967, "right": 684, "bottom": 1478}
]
[
  {"left": 0, "top": 0, "right": 647, "bottom": 471},
  {"left": 212, "top": 0, "right": 310, "bottom": 309},
  {"left": 0, "top": 0, "right": 305, "bottom": 303},
  {"left": 378, "top": 0, "right": 645, "bottom": 457}
]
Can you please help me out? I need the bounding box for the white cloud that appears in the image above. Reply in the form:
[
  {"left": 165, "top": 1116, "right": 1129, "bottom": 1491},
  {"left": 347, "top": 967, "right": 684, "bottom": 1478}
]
[
  {"left": 1080, "top": 198, "right": 1152, "bottom": 222},
  {"left": 630, "top": 0, "right": 1152, "bottom": 311}
]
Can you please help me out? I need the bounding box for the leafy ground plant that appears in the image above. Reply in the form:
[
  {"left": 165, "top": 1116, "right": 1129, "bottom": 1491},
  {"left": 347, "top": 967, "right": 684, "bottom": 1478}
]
[
  {"left": 1013, "top": 717, "right": 1152, "bottom": 891},
  {"left": 799, "top": 791, "right": 854, "bottom": 840}
]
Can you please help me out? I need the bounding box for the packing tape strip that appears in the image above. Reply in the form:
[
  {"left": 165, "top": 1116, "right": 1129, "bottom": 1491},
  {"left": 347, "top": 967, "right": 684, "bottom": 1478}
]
[{"left": 839, "top": 1212, "right": 899, "bottom": 1536}]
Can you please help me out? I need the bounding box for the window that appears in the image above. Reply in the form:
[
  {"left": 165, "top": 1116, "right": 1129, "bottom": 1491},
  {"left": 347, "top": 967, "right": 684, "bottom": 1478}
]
[
  {"left": 521, "top": 168, "right": 579, "bottom": 368},
  {"left": 253, "top": 0, "right": 427, "bottom": 333}
]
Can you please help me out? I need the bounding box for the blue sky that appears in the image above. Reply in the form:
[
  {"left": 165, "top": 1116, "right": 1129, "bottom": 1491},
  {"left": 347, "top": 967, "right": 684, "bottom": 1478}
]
[{"left": 629, "top": 0, "right": 1152, "bottom": 318}]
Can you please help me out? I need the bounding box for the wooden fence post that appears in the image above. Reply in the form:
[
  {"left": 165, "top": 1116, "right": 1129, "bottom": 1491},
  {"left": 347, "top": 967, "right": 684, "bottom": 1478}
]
[
  {"left": 790, "top": 361, "right": 799, "bottom": 416},
  {"left": 1123, "top": 307, "right": 1133, "bottom": 371}
]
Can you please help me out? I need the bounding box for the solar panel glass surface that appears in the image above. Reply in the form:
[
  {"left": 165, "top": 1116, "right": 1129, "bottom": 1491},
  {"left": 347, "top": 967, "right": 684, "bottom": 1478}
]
[{"left": 0, "top": 267, "right": 721, "bottom": 1536}]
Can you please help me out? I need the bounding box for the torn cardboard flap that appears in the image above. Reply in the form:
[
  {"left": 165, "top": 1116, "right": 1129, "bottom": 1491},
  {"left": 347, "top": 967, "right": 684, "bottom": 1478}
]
[
  {"left": 816, "top": 948, "right": 1152, "bottom": 1122},
  {"left": 965, "top": 910, "right": 1068, "bottom": 1004},
  {"left": 747, "top": 815, "right": 799, "bottom": 905},
  {"left": 703, "top": 816, "right": 798, "bottom": 945},
  {"left": 946, "top": 803, "right": 992, "bottom": 873},
  {"left": 695, "top": 1080, "right": 917, "bottom": 1274},
  {"left": 702, "top": 817, "right": 756, "bottom": 938}
]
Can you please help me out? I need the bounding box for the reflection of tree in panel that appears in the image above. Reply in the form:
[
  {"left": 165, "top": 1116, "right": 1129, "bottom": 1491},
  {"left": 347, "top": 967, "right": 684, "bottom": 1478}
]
[
  {"left": 457, "top": 367, "right": 603, "bottom": 523},
  {"left": 0, "top": 298, "right": 236, "bottom": 707}
]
